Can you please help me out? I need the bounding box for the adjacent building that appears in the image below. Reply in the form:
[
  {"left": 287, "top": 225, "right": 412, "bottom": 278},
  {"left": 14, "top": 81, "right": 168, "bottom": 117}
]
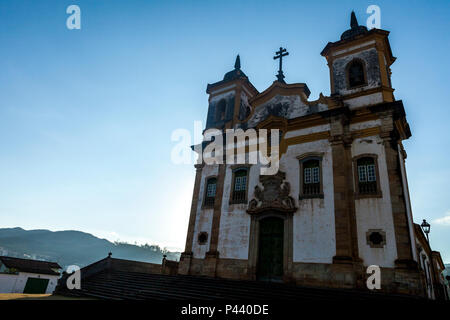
[{"left": 0, "top": 256, "right": 61, "bottom": 294}]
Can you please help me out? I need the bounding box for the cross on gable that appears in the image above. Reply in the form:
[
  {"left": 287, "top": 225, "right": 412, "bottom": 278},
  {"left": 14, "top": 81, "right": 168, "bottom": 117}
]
[{"left": 273, "top": 47, "right": 289, "bottom": 83}]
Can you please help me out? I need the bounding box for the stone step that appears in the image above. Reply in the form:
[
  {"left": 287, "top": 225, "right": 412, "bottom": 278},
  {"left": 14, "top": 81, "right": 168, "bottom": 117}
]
[{"left": 57, "top": 269, "right": 422, "bottom": 301}]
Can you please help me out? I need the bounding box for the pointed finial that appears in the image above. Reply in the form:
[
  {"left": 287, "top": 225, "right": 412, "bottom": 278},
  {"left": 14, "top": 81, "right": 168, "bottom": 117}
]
[
  {"left": 234, "top": 54, "right": 241, "bottom": 69},
  {"left": 350, "top": 11, "right": 358, "bottom": 29}
]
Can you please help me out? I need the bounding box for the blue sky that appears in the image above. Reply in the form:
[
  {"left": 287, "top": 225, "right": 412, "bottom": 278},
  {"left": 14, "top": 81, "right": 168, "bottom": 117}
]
[{"left": 0, "top": 0, "right": 449, "bottom": 261}]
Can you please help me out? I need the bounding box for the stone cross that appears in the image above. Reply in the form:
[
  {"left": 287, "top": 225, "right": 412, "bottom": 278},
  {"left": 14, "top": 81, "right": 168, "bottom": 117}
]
[{"left": 273, "top": 47, "right": 289, "bottom": 83}]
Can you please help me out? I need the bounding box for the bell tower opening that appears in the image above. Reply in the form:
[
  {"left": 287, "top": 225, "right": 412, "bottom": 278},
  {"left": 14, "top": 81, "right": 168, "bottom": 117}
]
[{"left": 347, "top": 59, "right": 366, "bottom": 88}]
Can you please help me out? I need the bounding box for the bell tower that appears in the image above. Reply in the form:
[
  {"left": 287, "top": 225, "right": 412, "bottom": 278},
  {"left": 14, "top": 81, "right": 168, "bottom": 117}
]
[
  {"left": 321, "top": 11, "right": 396, "bottom": 108},
  {"left": 205, "top": 55, "right": 258, "bottom": 130}
]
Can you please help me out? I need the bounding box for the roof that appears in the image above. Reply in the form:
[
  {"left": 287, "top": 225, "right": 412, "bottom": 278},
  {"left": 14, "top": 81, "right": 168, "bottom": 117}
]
[
  {"left": 340, "top": 11, "right": 368, "bottom": 41},
  {"left": 250, "top": 81, "right": 311, "bottom": 107},
  {"left": 0, "top": 256, "right": 61, "bottom": 276},
  {"left": 206, "top": 55, "right": 259, "bottom": 95},
  {"left": 432, "top": 251, "right": 445, "bottom": 270},
  {"left": 223, "top": 54, "right": 247, "bottom": 81}
]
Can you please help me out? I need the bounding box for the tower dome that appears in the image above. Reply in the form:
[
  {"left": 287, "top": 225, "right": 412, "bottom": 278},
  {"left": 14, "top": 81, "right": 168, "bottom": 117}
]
[{"left": 340, "top": 11, "right": 368, "bottom": 40}]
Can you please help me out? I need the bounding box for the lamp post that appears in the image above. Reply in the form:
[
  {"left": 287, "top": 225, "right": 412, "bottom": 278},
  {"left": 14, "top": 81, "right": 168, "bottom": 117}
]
[
  {"left": 420, "top": 219, "right": 441, "bottom": 299},
  {"left": 421, "top": 219, "right": 430, "bottom": 242}
]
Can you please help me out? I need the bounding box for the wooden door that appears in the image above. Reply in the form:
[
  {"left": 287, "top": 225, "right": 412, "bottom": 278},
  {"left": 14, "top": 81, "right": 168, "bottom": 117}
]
[
  {"left": 257, "top": 217, "right": 284, "bottom": 281},
  {"left": 23, "top": 277, "right": 49, "bottom": 294}
]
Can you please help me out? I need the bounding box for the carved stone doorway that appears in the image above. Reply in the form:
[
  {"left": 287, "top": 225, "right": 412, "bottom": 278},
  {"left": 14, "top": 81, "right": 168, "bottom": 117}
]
[
  {"left": 257, "top": 216, "right": 284, "bottom": 281},
  {"left": 246, "top": 171, "right": 295, "bottom": 282}
]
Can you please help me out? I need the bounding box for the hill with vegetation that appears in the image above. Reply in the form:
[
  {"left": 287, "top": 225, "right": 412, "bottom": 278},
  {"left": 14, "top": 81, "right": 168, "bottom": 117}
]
[{"left": 0, "top": 227, "right": 180, "bottom": 270}]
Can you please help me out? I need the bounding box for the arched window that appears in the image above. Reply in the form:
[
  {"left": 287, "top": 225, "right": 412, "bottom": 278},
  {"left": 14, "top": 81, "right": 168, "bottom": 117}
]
[
  {"left": 356, "top": 157, "right": 377, "bottom": 194},
  {"left": 231, "top": 168, "right": 248, "bottom": 204},
  {"left": 215, "top": 99, "right": 227, "bottom": 122},
  {"left": 204, "top": 177, "right": 217, "bottom": 207},
  {"left": 347, "top": 60, "right": 366, "bottom": 88}
]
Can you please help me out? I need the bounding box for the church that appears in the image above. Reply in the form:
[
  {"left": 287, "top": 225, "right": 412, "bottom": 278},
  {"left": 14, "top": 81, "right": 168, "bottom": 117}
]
[
  {"left": 177, "top": 12, "right": 448, "bottom": 298},
  {"left": 55, "top": 12, "right": 448, "bottom": 301}
]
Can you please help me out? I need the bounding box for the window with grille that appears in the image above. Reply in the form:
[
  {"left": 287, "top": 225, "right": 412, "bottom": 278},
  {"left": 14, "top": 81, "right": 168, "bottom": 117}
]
[
  {"left": 302, "top": 159, "right": 321, "bottom": 196},
  {"left": 232, "top": 169, "right": 248, "bottom": 203},
  {"left": 357, "top": 157, "right": 377, "bottom": 194},
  {"left": 204, "top": 178, "right": 217, "bottom": 207},
  {"left": 347, "top": 60, "right": 366, "bottom": 88}
]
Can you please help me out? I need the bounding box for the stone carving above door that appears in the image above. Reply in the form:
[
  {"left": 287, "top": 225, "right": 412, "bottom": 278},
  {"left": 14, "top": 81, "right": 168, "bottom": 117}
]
[{"left": 247, "top": 171, "right": 297, "bottom": 215}]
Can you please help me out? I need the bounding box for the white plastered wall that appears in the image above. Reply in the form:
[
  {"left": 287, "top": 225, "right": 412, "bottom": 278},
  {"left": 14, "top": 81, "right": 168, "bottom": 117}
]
[
  {"left": 217, "top": 135, "right": 336, "bottom": 264},
  {"left": 0, "top": 272, "right": 59, "bottom": 294},
  {"left": 192, "top": 164, "right": 218, "bottom": 259},
  {"left": 284, "top": 139, "right": 336, "bottom": 263},
  {"left": 352, "top": 135, "right": 398, "bottom": 267}
]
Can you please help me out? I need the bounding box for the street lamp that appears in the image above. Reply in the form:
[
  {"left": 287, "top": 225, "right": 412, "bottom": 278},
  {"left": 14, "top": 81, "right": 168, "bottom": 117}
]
[{"left": 421, "top": 219, "right": 431, "bottom": 242}]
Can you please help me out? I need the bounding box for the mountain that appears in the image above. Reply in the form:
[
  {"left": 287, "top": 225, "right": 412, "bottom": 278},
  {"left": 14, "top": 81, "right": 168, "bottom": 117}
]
[{"left": 0, "top": 227, "right": 180, "bottom": 269}]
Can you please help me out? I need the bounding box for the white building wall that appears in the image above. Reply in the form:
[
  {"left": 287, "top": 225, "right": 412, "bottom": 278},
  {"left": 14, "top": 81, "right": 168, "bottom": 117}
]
[
  {"left": 0, "top": 272, "right": 59, "bottom": 294},
  {"left": 216, "top": 137, "right": 336, "bottom": 264},
  {"left": 199, "top": 122, "right": 404, "bottom": 270},
  {"left": 284, "top": 140, "right": 336, "bottom": 263},
  {"left": 284, "top": 124, "right": 330, "bottom": 139},
  {"left": 209, "top": 87, "right": 235, "bottom": 103},
  {"left": 0, "top": 273, "right": 18, "bottom": 293},
  {"left": 192, "top": 164, "right": 218, "bottom": 259},
  {"left": 352, "top": 135, "right": 398, "bottom": 267},
  {"left": 216, "top": 164, "right": 257, "bottom": 260},
  {"left": 344, "top": 92, "right": 383, "bottom": 109}
]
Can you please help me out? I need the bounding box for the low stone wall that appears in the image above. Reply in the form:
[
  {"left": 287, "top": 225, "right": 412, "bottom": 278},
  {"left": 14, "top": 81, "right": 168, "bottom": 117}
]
[
  {"left": 188, "top": 257, "right": 248, "bottom": 280},
  {"left": 162, "top": 259, "right": 179, "bottom": 275},
  {"left": 185, "top": 257, "right": 426, "bottom": 297},
  {"left": 109, "top": 258, "right": 162, "bottom": 274},
  {"left": 216, "top": 258, "right": 248, "bottom": 280}
]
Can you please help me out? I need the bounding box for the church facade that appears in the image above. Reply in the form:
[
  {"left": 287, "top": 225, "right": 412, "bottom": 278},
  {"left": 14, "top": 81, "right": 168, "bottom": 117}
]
[{"left": 178, "top": 13, "right": 446, "bottom": 298}]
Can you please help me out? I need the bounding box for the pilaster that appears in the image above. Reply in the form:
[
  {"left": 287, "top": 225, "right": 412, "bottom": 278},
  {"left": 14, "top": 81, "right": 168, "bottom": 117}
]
[
  {"left": 329, "top": 115, "right": 361, "bottom": 267},
  {"left": 179, "top": 163, "right": 204, "bottom": 275},
  {"left": 204, "top": 163, "right": 227, "bottom": 276},
  {"left": 380, "top": 111, "right": 416, "bottom": 269}
]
